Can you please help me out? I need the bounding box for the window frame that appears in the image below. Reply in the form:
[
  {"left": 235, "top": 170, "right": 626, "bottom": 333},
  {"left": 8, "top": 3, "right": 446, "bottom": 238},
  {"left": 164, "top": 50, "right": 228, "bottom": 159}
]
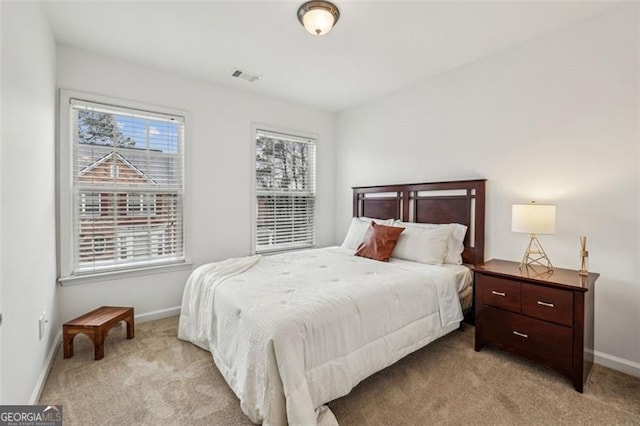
[
  {"left": 250, "top": 124, "right": 318, "bottom": 255},
  {"left": 58, "top": 89, "right": 191, "bottom": 285}
]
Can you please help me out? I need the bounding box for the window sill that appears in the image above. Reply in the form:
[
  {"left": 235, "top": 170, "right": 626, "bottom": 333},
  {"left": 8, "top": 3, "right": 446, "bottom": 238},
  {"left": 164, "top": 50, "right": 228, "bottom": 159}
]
[
  {"left": 58, "top": 261, "right": 193, "bottom": 286},
  {"left": 256, "top": 244, "right": 317, "bottom": 256}
]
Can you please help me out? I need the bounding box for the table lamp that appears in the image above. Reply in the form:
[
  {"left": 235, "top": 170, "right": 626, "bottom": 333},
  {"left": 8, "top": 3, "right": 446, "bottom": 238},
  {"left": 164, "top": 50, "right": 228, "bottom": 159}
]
[{"left": 512, "top": 202, "right": 556, "bottom": 272}]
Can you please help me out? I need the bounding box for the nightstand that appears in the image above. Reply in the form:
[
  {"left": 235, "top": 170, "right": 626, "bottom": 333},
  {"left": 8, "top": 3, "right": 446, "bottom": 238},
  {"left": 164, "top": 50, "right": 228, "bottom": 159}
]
[{"left": 474, "top": 259, "right": 598, "bottom": 392}]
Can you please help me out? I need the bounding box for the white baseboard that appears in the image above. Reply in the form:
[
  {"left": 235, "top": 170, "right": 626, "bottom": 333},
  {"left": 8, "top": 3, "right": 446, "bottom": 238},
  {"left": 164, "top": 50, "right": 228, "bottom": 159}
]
[
  {"left": 29, "top": 331, "right": 62, "bottom": 405},
  {"left": 594, "top": 350, "right": 640, "bottom": 378},
  {"left": 135, "top": 305, "right": 181, "bottom": 323}
]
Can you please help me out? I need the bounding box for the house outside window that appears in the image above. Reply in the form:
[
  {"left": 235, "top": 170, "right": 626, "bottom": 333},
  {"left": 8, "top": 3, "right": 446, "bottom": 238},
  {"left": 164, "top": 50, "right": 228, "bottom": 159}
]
[
  {"left": 254, "top": 129, "right": 316, "bottom": 253},
  {"left": 58, "top": 90, "right": 186, "bottom": 280}
]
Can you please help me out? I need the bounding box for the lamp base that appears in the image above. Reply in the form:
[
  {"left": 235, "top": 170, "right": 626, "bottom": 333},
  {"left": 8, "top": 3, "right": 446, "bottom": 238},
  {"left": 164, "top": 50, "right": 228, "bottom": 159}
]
[{"left": 520, "top": 234, "right": 553, "bottom": 273}]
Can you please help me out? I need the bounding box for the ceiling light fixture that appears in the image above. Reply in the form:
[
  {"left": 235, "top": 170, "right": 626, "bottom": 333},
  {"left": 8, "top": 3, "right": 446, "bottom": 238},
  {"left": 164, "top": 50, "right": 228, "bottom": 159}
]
[{"left": 297, "top": 1, "right": 340, "bottom": 36}]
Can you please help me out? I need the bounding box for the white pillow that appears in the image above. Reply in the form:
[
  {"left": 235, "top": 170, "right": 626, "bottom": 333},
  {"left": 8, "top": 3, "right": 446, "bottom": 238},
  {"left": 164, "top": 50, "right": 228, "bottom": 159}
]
[
  {"left": 341, "top": 217, "right": 394, "bottom": 250},
  {"left": 391, "top": 225, "right": 450, "bottom": 265},
  {"left": 393, "top": 221, "right": 468, "bottom": 264}
]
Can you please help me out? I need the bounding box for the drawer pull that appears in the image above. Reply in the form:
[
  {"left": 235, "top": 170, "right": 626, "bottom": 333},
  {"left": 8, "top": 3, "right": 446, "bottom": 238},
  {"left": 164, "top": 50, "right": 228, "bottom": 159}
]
[
  {"left": 513, "top": 331, "right": 528, "bottom": 338},
  {"left": 537, "top": 301, "right": 555, "bottom": 308},
  {"left": 491, "top": 291, "right": 506, "bottom": 297}
]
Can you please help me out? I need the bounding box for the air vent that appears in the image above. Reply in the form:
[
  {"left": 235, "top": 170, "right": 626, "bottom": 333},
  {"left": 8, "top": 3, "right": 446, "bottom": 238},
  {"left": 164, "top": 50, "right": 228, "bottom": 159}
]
[{"left": 231, "top": 69, "right": 260, "bottom": 83}]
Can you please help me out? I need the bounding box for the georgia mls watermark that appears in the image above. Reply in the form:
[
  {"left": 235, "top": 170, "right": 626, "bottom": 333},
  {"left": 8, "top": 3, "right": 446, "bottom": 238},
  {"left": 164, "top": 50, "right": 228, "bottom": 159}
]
[{"left": 0, "top": 405, "right": 62, "bottom": 426}]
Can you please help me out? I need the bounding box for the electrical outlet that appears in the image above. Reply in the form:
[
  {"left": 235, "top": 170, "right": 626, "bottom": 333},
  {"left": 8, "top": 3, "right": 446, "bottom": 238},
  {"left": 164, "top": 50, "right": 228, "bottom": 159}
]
[
  {"left": 38, "top": 315, "right": 44, "bottom": 340},
  {"left": 38, "top": 311, "right": 48, "bottom": 340}
]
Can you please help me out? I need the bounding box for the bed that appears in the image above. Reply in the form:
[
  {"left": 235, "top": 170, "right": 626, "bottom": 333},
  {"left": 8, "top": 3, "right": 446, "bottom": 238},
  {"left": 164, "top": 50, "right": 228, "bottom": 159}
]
[{"left": 178, "top": 179, "right": 486, "bottom": 425}]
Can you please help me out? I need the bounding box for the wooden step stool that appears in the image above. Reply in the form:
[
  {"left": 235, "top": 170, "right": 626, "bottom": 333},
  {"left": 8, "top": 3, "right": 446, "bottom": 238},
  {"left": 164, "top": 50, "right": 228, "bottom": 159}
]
[{"left": 63, "top": 306, "right": 134, "bottom": 360}]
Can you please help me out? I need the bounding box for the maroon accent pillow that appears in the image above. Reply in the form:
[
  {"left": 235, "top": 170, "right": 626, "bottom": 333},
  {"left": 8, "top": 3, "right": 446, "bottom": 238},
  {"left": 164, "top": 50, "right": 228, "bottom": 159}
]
[{"left": 355, "top": 222, "right": 405, "bottom": 262}]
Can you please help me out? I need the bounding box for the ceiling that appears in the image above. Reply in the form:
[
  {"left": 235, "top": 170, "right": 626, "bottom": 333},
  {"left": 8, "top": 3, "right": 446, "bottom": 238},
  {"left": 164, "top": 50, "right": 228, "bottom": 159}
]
[{"left": 43, "top": 1, "right": 616, "bottom": 112}]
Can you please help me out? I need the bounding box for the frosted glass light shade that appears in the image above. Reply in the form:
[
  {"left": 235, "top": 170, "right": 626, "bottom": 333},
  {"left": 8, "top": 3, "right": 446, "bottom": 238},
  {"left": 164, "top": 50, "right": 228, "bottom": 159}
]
[
  {"left": 512, "top": 203, "right": 556, "bottom": 235},
  {"left": 303, "top": 9, "right": 334, "bottom": 35},
  {"left": 297, "top": 1, "right": 340, "bottom": 36}
]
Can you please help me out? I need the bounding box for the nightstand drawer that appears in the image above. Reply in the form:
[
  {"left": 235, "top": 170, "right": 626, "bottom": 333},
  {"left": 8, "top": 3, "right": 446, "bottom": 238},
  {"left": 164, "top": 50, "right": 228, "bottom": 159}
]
[
  {"left": 479, "top": 306, "right": 573, "bottom": 374},
  {"left": 476, "top": 274, "right": 521, "bottom": 313},
  {"left": 522, "top": 283, "right": 573, "bottom": 326}
]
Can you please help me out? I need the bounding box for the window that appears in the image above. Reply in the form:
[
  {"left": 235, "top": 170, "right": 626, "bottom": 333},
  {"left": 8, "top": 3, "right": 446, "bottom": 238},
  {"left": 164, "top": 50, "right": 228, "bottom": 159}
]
[
  {"left": 116, "top": 229, "right": 166, "bottom": 260},
  {"left": 254, "top": 129, "right": 316, "bottom": 253},
  {"left": 80, "top": 192, "right": 101, "bottom": 216},
  {"left": 92, "top": 237, "right": 106, "bottom": 254},
  {"left": 59, "top": 91, "right": 185, "bottom": 279},
  {"left": 126, "top": 193, "right": 157, "bottom": 215}
]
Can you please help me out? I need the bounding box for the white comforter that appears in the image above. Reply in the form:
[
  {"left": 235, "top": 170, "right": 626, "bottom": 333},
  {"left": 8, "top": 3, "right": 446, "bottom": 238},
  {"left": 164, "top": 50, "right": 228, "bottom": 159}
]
[{"left": 178, "top": 247, "right": 464, "bottom": 425}]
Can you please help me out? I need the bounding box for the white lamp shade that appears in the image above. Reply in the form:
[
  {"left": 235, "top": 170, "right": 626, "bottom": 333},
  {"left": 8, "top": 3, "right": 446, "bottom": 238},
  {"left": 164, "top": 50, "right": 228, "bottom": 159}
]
[
  {"left": 302, "top": 8, "right": 335, "bottom": 35},
  {"left": 512, "top": 203, "right": 556, "bottom": 235}
]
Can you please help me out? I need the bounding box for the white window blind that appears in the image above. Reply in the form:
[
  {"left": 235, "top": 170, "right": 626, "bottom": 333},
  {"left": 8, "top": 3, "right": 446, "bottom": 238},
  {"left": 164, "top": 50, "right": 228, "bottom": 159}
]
[
  {"left": 255, "top": 129, "right": 316, "bottom": 253},
  {"left": 68, "top": 98, "right": 185, "bottom": 275}
]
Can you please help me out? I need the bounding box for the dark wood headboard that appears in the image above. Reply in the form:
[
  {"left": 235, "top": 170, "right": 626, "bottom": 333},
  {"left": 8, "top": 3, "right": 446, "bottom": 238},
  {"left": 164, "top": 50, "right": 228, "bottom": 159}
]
[{"left": 352, "top": 179, "right": 486, "bottom": 265}]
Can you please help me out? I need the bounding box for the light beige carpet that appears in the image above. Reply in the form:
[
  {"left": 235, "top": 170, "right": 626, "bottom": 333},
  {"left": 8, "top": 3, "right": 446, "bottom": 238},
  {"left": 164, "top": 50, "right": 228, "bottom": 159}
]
[{"left": 40, "top": 316, "right": 640, "bottom": 425}]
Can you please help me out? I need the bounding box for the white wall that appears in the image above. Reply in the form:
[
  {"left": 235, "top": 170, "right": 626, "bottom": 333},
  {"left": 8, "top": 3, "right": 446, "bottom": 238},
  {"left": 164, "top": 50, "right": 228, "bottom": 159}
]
[
  {"left": 335, "top": 5, "right": 640, "bottom": 374},
  {"left": 1, "top": 2, "right": 58, "bottom": 404},
  {"left": 56, "top": 46, "right": 336, "bottom": 322},
  {"left": 0, "top": 1, "right": 4, "bottom": 405}
]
